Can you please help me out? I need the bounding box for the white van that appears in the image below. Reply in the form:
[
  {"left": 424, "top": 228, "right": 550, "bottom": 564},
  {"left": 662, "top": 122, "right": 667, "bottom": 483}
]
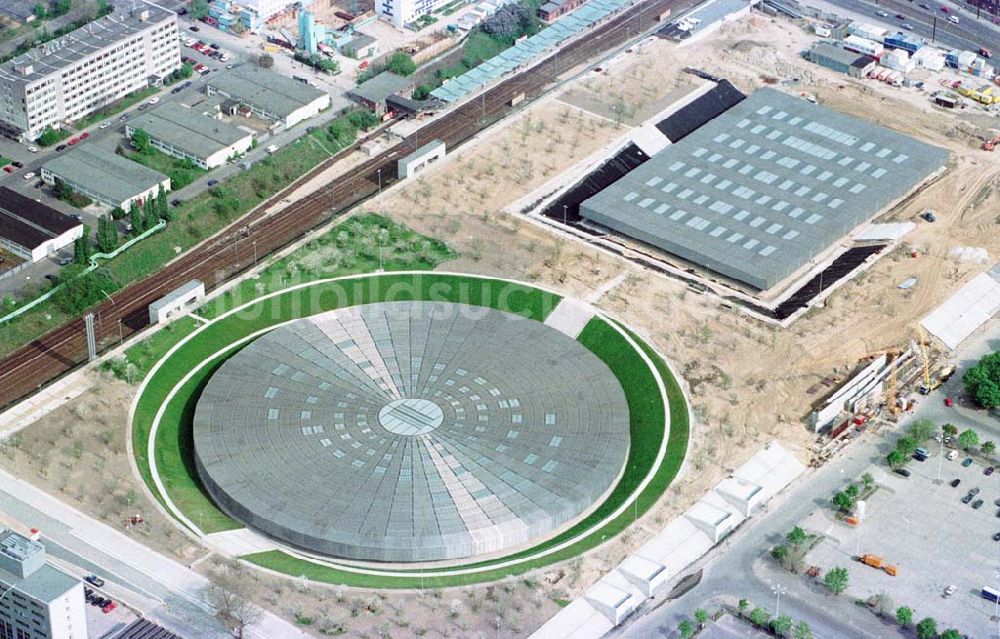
[
  {"left": 947, "top": 15, "right": 959, "bottom": 24},
  {"left": 947, "top": 449, "right": 959, "bottom": 461}
]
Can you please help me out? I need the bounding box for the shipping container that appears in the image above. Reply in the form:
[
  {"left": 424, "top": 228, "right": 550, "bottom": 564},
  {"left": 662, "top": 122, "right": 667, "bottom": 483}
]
[{"left": 844, "top": 35, "right": 884, "bottom": 58}]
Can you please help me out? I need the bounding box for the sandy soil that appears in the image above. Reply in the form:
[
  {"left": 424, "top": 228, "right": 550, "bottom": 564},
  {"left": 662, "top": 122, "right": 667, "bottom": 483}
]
[{"left": 4, "top": 11, "right": 1000, "bottom": 639}]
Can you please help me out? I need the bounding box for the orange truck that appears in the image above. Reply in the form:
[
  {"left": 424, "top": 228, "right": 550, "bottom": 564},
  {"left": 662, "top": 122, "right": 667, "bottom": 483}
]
[{"left": 858, "top": 555, "right": 898, "bottom": 576}]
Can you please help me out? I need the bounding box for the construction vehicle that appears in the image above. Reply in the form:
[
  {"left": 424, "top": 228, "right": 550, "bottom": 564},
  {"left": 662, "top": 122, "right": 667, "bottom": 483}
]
[
  {"left": 983, "top": 133, "right": 1000, "bottom": 151},
  {"left": 917, "top": 325, "right": 933, "bottom": 394},
  {"left": 857, "top": 554, "right": 899, "bottom": 576}
]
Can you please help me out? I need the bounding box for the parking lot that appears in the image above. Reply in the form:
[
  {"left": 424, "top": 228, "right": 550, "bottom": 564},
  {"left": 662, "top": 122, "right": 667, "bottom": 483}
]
[{"left": 801, "top": 438, "right": 1000, "bottom": 635}]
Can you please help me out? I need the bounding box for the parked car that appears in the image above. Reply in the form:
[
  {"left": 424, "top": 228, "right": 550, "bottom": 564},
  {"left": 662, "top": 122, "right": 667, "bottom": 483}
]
[
  {"left": 79, "top": 132, "right": 90, "bottom": 140},
  {"left": 963, "top": 458, "right": 974, "bottom": 467},
  {"left": 919, "top": 2, "right": 930, "bottom": 8},
  {"left": 945, "top": 396, "right": 954, "bottom": 407},
  {"left": 56, "top": 144, "right": 68, "bottom": 151},
  {"left": 207, "top": 179, "right": 219, "bottom": 187},
  {"left": 27, "top": 145, "right": 38, "bottom": 153},
  {"left": 894, "top": 468, "right": 911, "bottom": 477},
  {"left": 947, "top": 449, "right": 959, "bottom": 460},
  {"left": 210, "top": 42, "right": 220, "bottom": 49},
  {"left": 67, "top": 137, "right": 78, "bottom": 145},
  {"left": 980, "top": 47, "right": 993, "bottom": 58},
  {"left": 138, "top": 104, "right": 148, "bottom": 111},
  {"left": 951, "top": 478, "right": 961, "bottom": 487},
  {"left": 189, "top": 25, "right": 199, "bottom": 31},
  {"left": 56, "top": 256, "right": 72, "bottom": 266},
  {"left": 994, "top": 533, "right": 1000, "bottom": 541},
  {"left": 2, "top": 166, "right": 13, "bottom": 174},
  {"left": 84, "top": 575, "right": 105, "bottom": 588},
  {"left": 102, "top": 601, "right": 117, "bottom": 614},
  {"left": 920, "top": 210, "right": 936, "bottom": 222},
  {"left": 970, "top": 487, "right": 980, "bottom": 496},
  {"left": 973, "top": 499, "right": 984, "bottom": 509},
  {"left": 170, "top": 199, "right": 181, "bottom": 207},
  {"left": 34, "top": 180, "right": 43, "bottom": 189},
  {"left": 149, "top": 97, "right": 160, "bottom": 105},
  {"left": 99, "top": 121, "right": 112, "bottom": 129},
  {"left": 22, "top": 172, "right": 35, "bottom": 180},
  {"left": 962, "top": 493, "right": 974, "bottom": 504},
  {"left": 11, "top": 161, "right": 23, "bottom": 168},
  {"left": 987, "top": 466, "right": 995, "bottom": 476},
  {"left": 119, "top": 114, "right": 129, "bottom": 121},
  {"left": 945, "top": 584, "right": 958, "bottom": 596}
]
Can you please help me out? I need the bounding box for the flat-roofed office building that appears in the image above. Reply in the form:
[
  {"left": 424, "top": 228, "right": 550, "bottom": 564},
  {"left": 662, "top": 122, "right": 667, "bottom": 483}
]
[
  {"left": 0, "top": 1, "right": 180, "bottom": 142},
  {"left": 125, "top": 103, "right": 253, "bottom": 170}
]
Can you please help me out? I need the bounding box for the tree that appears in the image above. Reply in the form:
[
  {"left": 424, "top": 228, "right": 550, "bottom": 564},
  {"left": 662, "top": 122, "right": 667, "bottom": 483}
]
[
  {"left": 748, "top": 608, "right": 770, "bottom": 628},
  {"left": 832, "top": 490, "right": 853, "bottom": 512},
  {"left": 737, "top": 599, "right": 749, "bottom": 616},
  {"left": 792, "top": 621, "right": 813, "bottom": 639},
  {"left": 677, "top": 619, "right": 694, "bottom": 639},
  {"left": 958, "top": 428, "right": 979, "bottom": 451},
  {"left": 824, "top": 567, "right": 849, "bottom": 595},
  {"left": 204, "top": 569, "right": 262, "bottom": 639},
  {"left": 964, "top": 351, "right": 1000, "bottom": 408},
  {"left": 257, "top": 54, "right": 274, "bottom": 69},
  {"left": 942, "top": 423, "right": 958, "bottom": 437},
  {"left": 771, "top": 615, "right": 793, "bottom": 637},
  {"left": 110, "top": 206, "right": 126, "bottom": 220},
  {"left": 73, "top": 226, "right": 92, "bottom": 265},
  {"left": 896, "top": 437, "right": 918, "bottom": 456},
  {"left": 908, "top": 419, "right": 934, "bottom": 442},
  {"left": 983, "top": 440, "right": 996, "bottom": 458},
  {"left": 886, "top": 450, "right": 905, "bottom": 469},
  {"left": 52, "top": 0, "right": 71, "bottom": 16},
  {"left": 386, "top": 51, "right": 416, "bottom": 76},
  {"left": 694, "top": 609, "right": 708, "bottom": 627},
  {"left": 129, "top": 206, "right": 144, "bottom": 235},
  {"left": 156, "top": 188, "right": 168, "bottom": 221},
  {"left": 786, "top": 526, "right": 807, "bottom": 548},
  {"left": 179, "top": 62, "right": 194, "bottom": 79},
  {"left": 896, "top": 606, "right": 914, "bottom": 626},
  {"left": 53, "top": 177, "right": 71, "bottom": 201},
  {"left": 191, "top": 0, "right": 209, "bottom": 20},
  {"left": 144, "top": 195, "right": 158, "bottom": 231},
  {"left": 771, "top": 544, "right": 789, "bottom": 562},
  {"left": 413, "top": 83, "right": 433, "bottom": 100},
  {"left": 96, "top": 215, "right": 118, "bottom": 253},
  {"left": 97, "top": 0, "right": 113, "bottom": 16},
  {"left": 939, "top": 630, "right": 961, "bottom": 639},
  {"left": 38, "top": 126, "right": 64, "bottom": 147},
  {"left": 131, "top": 128, "right": 151, "bottom": 154},
  {"left": 860, "top": 472, "right": 875, "bottom": 492},
  {"left": 871, "top": 591, "right": 893, "bottom": 618},
  {"left": 52, "top": 266, "right": 116, "bottom": 315},
  {"left": 33, "top": 3, "right": 47, "bottom": 20},
  {"left": 915, "top": 617, "right": 937, "bottom": 639}
]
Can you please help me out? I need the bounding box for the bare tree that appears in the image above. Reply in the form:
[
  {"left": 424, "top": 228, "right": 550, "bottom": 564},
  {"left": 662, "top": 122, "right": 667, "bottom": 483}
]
[{"left": 204, "top": 569, "right": 262, "bottom": 638}]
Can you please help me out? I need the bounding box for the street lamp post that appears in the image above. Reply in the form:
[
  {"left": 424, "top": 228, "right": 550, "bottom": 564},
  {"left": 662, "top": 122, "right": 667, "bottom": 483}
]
[
  {"left": 771, "top": 584, "right": 786, "bottom": 617},
  {"left": 377, "top": 168, "right": 383, "bottom": 213}
]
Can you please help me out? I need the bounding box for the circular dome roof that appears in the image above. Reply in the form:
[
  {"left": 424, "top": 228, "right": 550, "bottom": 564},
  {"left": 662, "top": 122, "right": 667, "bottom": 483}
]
[{"left": 193, "top": 301, "right": 630, "bottom": 562}]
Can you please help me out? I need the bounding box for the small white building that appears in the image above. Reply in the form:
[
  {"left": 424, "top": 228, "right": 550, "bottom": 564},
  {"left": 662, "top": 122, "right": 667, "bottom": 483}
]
[
  {"left": 882, "top": 48, "right": 916, "bottom": 72},
  {"left": 397, "top": 140, "right": 446, "bottom": 179},
  {"left": 847, "top": 21, "right": 888, "bottom": 42},
  {"left": 844, "top": 34, "right": 884, "bottom": 58},
  {"left": 149, "top": 280, "right": 206, "bottom": 325},
  {"left": 913, "top": 46, "right": 946, "bottom": 71}
]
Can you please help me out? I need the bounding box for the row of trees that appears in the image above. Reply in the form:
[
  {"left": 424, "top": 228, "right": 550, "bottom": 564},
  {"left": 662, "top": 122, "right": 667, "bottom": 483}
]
[
  {"left": 770, "top": 526, "right": 810, "bottom": 572},
  {"left": 891, "top": 604, "right": 962, "bottom": 639},
  {"left": 736, "top": 599, "right": 814, "bottom": 639},
  {"left": 831, "top": 472, "right": 875, "bottom": 513}
]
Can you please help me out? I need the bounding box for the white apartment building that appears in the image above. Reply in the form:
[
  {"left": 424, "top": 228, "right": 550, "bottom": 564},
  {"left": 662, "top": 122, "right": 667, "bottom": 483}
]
[
  {"left": 0, "top": 1, "right": 180, "bottom": 142},
  {"left": 377, "top": 0, "right": 448, "bottom": 27},
  {"left": 0, "top": 530, "right": 87, "bottom": 639}
]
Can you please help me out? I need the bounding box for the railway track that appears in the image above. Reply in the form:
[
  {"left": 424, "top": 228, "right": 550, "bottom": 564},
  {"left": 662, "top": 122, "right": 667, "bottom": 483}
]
[{"left": 0, "top": 0, "right": 692, "bottom": 410}]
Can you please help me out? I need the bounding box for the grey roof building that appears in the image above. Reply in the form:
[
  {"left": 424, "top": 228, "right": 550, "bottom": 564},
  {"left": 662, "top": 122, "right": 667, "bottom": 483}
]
[
  {"left": 206, "top": 66, "right": 331, "bottom": 129},
  {"left": 125, "top": 103, "right": 254, "bottom": 169},
  {"left": 0, "top": 186, "right": 83, "bottom": 262},
  {"left": 0, "top": 529, "right": 87, "bottom": 639},
  {"left": 348, "top": 72, "right": 412, "bottom": 115},
  {"left": 580, "top": 89, "right": 948, "bottom": 290},
  {"left": 194, "top": 302, "right": 630, "bottom": 562},
  {"left": 41, "top": 145, "right": 170, "bottom": 211}
]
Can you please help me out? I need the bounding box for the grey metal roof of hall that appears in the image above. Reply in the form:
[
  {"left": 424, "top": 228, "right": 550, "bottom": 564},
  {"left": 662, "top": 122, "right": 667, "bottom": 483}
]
[
  {"left": 127, "top": 103, "right": 250, "bottom": 161},
  {"left": 193, "top": 301, "right": 630, "bottom": 563},
  {"left": 580, "top": 88, "right": 949, "bottom": 290},
  {"left": 207, "top": 66, "right": 327, "bottom": 118},
  {"left": 42, "top": 145, "right": 167, "bottom": 204}
]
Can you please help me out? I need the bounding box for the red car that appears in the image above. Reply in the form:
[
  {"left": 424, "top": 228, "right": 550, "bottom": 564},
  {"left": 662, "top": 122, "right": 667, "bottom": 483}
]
[
  {"left": 940, "top": 5, "right": 949, "bottom": 12},
  {"left": 980, "top": 47, "right": 993, "bottom": 58},
  {"left": 2, "top": 165, "right": 13, "bottom": 173},
  {"left": 67, "top": 137, "right": 78, "bottom": 145},
  {"left": 101, "top": 601, "right": 116, "bottom": 614},
  {"left": 79, "top": 132, "right": 90, "bottom": 140},
  {"left": 945, "top": 396, "right": 954, "bottom": 407}
]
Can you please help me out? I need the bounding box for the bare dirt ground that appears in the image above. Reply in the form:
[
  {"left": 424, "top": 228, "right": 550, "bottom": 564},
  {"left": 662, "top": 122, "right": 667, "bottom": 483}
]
[{"left": 3, "top": 12, "right": 1000, "bottom": 639}]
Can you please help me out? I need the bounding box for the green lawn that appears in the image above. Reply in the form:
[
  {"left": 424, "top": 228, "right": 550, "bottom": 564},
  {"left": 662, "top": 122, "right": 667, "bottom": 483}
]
[
  {"left": 134, "top": 283, "right": 689, "bottom": 586},
  {"left": 126, "top": 148, "right": 206, "bottom": 190}
]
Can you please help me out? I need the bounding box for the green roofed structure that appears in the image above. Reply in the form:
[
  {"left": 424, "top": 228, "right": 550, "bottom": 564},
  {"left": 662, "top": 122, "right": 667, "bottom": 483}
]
[
  {"left": 40, "top": 144, "right": 170, "bottom": 211},
  {"left": 580, "top": 89, "right": 948, "bottom": 291},
  {"left": 125, "top": 103, "right": 254, "bottom": 170}
]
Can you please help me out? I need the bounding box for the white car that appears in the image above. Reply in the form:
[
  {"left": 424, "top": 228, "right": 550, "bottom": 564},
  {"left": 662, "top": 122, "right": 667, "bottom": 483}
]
[
  {"left": 148, "top": 97, "right": 160, "bottom": 105},
  {"left": 27, "top": 145, "right": 38, "bottom": 153},
  {"left": 22, "top": 172, "right": 35, "bottom": 180},
  {"left": 944, "top": 585, "right": 957, "bottom": 596},
  {"left": 99, "top": 121, "right": 112, "bottom": 129}
]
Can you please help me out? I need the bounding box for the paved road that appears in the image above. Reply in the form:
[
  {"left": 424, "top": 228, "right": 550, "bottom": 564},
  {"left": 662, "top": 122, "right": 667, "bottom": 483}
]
[
  {"left": 0, "top": 465, "right": 309, "bottom": 639},
  {"left": 618, "top": 321, "right": 1000, "bottom": 638}
]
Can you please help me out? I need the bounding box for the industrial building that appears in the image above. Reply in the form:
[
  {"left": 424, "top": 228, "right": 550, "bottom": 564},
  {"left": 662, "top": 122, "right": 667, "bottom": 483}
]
[
  {"left": 348, "top": 72, "right": 413, "bottom": 115},
  {"left": 0, "top": 529, "right": 87, "bottom": 639},
  {"left": 377, "top": 0, "right": 450, "bottom": 27},
  {"left": 193, "top": 301, "right": 630, "bottom": 562},
  {"left": 806, "top": 42, "right": 876, "bottom": 78},
  {"left": 538, "top": 0, "right": 588, "bottom": 22},
  {"left": 0, "top": 187, "right": 83, "bottom": 263},
  {"left": 125, "top": 103, "right": 254, "bottom": 170},
  {"left": 206, "top": 66, "right": 331, "bottom": 130},
  {"left": 0, "top": 2, "right": 180, "bottom": 142},
  {"left": 580, "top": 89, "right": 948, "bottom": 291},
  {"left": 41, "top": 145, "right": 170, "bottom": 212}
]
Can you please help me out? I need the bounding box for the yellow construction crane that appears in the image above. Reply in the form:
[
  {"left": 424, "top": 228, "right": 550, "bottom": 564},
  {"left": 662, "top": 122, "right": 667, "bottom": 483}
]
[
  {"left": 887, "top": 356, "right": 899, "bottom": 415},
  {"left": 917, "top": 324, "right": 932, "bottom": 394}
]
